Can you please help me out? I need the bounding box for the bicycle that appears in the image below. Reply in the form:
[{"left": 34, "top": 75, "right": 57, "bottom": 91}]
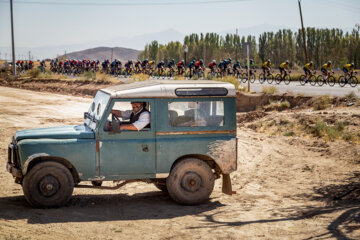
[
  {"left": 258, "top": 70, "right": 274, "bottom": 84},
  {"left": 275, "top": 70, "right": 291, "bottom": 85},
  {"left": 299, "top": 70, "right": 316, "bottom": 86},
  {"left": 156, "top": 68, "right": 166, "bottom": 79},
  {"left": 338, "top": 71, "right": 358, "bottom": 87},
  {"left": 316, "top": 71, "right": 336, "bottom": 86},
  {"left": 241, "top": 70, "right": 256, "bottom": 83}
]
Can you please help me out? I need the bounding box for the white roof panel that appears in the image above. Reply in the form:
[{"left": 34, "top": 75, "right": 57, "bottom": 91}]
[{"left": 101, "top": 80, "right": 236, "bottom": 98}]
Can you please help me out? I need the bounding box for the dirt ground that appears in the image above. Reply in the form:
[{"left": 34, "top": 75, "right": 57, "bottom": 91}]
[{"left": 0, "top": 84, "right": 360, "bottom": 240}]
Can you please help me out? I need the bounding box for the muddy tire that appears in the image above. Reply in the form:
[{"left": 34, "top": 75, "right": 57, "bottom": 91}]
[
  {"left": 166, "top": 158, "right": 214, "bottom": 205},
  {"left": 22, "top": 161, "right": 74, "bottom": 208},
  {"left": 153, "top": 179, "right": 168, "bottom": 192}
]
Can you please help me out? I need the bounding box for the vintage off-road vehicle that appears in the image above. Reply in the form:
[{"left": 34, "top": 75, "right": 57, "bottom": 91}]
[{"left": 7, "top": 80, "right": 237, "bottom": 207}]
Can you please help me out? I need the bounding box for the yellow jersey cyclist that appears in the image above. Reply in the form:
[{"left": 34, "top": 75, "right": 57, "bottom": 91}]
[
  {"left": 341, "top": 63, "right": 355, "bottom": 84},
  {"left": 303, "top": 61, "right": 314, "bottom": 82},
  {"left": 279, "top": 60, "right": 290, "bottom": 79},
  {"left": 148, "top": 60, "right": 155, "bottom": 70},
  {"left": 321, "top": 61, "right": 333, "bottom": 83},
  {"left": 262, "top": 59, "right": 272, "bottom": 76}
]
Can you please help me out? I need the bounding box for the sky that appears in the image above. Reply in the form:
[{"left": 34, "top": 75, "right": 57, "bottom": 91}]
[{"left": 0, "top": 0, "right": 359, "bottom": 59}]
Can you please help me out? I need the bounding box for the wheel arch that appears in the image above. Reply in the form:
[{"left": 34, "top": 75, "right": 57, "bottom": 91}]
[
  {"left": 23, "top": 154, "right": 81, "bottom": 184},
  {"left": 170, "top": 154, "right": 221, "bottom": 174}
]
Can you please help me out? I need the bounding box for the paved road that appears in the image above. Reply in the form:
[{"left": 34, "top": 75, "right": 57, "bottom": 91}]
[{"left": 241, "top": 80, "right": 360, "bottom": 97}]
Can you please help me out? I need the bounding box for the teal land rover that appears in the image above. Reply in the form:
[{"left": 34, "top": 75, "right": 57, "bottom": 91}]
[{"left": 7, "top": 80, "right": 237, "bottom": 207}]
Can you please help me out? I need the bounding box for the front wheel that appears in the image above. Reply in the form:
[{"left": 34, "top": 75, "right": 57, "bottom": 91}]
[
  {"left": 167, "top": 158, "right": 214, "bottom": 205},
  {"left": 349, "top": 76, "right": 358, "bottom": 87},
  {"left": 22, "top": 161, "right": 74, "bottom": 208},
  {"left": 284, "top": 75, "right": 291, "bottom": 85}
]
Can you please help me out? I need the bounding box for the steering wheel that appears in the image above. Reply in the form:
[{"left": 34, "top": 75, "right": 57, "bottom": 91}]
[{"left": 112, "top": 113, "right": 120, "bottom": 122}]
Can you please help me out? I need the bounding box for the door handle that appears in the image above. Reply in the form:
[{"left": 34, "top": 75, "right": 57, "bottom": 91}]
[{"left": 142, "top": 144, "right": 149, "bottom": 152}]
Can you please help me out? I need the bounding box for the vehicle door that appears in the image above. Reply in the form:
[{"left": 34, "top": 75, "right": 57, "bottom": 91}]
[{"left": 98, "top": 99, "right": 156, "bottom": 178}]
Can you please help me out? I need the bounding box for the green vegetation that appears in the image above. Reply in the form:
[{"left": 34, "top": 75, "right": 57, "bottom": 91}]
[
  {"left": 139, "top": 27, "right": 360, "bottom": 69},
  {"left": 307, "top": 121, "right": 347, "bottom": 141},
  {"left": 26, "top": 68, "right": 42, "bottom": 78},
  {"left": 80, "top": 71, "right": 96, "bottom": 81}
]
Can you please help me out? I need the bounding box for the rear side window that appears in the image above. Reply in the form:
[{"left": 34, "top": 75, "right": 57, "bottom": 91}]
[{"left": 168, "top": 101, "right": 224, "bottom": 127}]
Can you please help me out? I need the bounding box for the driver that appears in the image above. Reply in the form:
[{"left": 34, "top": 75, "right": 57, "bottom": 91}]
[{"left": 110, "top": 102, "right": 150, "bottom": 131}]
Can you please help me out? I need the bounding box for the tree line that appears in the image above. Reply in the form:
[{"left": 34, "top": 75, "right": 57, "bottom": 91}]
[{"left": 138, "top": 26, "right": 360, "bottom": 69}]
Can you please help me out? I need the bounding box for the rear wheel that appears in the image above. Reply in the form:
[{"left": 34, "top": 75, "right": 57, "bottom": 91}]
[
  {"left": 338, "top": 75, "right": 346, "bottom": 87},
  {"left": 22, "top": 161, "right": 74, "bottom": 208},
  {"left": 275, "top": 74, "right": 281, "bottom": 84},
  {"left": 316, "top": 75, "right": 324, "bottom": 86},
  {"left": 250, "top": 74, "right": 256, "bottom": 83},
  {"left": 167, "top": 158, "right": 214, "bottom": 205},
  {"left": 299, "top": 75, "right": 306, "bottom": 85}
]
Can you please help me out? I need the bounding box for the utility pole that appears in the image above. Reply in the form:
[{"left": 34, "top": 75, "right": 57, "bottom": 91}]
[
  {"left": 298, "top": 0, "right": 308, "bottom": 62},
  {"left": 235, "top": 28, "right": 238, "bottom": 61},
  {"left": 10, "top": 0, "right": 16, "bottom": 75}
]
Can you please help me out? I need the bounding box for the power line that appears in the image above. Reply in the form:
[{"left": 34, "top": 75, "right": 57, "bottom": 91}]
[{"left": 0, "top": 0, "right": 249, "bottom": 6}]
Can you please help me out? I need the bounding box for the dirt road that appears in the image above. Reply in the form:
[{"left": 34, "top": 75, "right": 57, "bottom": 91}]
[{"left": 0, "top": 86, "right": 359, "bottom": 240}]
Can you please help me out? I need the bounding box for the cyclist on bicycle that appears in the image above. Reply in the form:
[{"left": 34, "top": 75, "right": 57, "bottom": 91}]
[
  {"left": 209, "top": 60, "right": 217, "bottom": 73},
  {"left": 177, "top": 60, "right": 185, "bottom": 75},
  {"left": 134, "top": 60, "right": 141, "bottom": 73},
  {"left": 321, "top": 61, "right": 333, "bottom": 83},
  {"left": 245, "top": 59, "right": 255, "bottom": 76},
  {"left": 141, "top": 59, "right": 149, "bottom": 71},
  {"left": 303, "top": 61, "right": 314, "bottom": 82},
  {"left": 342, "top": 63, "right": 355, "bottom": 83},
  {"left": 157, "top": 61, "right": 165, "bottom": 74},
  {"left": 125, "top": 60, "right": 133, "bottom": 72},
  {"left": 262, "top": 59, "right": 272, "bottom": 76},
  {"left": 188, "top": 60, "right": 196, "bottom": 75},
  {"left": 279, "top": 60, "right": 290, "bottom": 79},
  {"left": 195, "top": 59, "right": 204, "bottom": 71},
  {"left": 233, "top": 60, "right": 241, "bottom": 75},
  {"left": 148, "top": 60, "right": 155, "bottom": 71}
]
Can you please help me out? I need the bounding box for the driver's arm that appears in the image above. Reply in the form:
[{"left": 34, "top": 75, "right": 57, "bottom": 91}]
[{"left": 110, "top": 109, "right": 122, "bottom": 117}]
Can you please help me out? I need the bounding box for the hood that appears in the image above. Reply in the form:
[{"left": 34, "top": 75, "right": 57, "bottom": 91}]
[{"left": 15, "top": 125, "right": 95, "bottom": 141}]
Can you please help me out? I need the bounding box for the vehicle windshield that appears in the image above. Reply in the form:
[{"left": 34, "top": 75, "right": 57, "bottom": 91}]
[{"left": 84, "top": 90, "right": 111, "bottom": 130}]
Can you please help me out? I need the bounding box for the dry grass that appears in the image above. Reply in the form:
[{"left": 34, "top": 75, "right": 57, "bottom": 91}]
[
  {"left": 215, "top": 76, "right": 239, "bottom": 89},
  {"left": 131, "top": 73, "right": 150, "bottom": 82},
  {"left": 262, "top": 86, "right": 279, "bottom": 94}
]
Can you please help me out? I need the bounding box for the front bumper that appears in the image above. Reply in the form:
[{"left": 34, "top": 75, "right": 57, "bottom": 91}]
[{"left": 7, "top": 138, "right": 23, "bottom": 181}]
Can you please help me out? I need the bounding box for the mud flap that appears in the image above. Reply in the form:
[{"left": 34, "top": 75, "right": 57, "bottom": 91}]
[{"left": 222, "top": 174, "right": 232, "bottom": 195}]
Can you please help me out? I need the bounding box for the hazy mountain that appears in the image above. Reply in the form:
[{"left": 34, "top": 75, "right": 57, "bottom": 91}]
[{"left": 59, "top": 47, "right": 141, "bottom": 61}]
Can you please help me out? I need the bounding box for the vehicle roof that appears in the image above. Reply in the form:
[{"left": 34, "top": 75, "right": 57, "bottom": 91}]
[{"left": 101, "top": 80, "right": 236, "bottom": 98}]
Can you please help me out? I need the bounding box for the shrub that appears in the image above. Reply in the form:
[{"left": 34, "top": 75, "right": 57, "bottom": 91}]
[
  {"left": 313, "top": 95, "right": 331, "bottom": 110},
  {"left": 80, "top": 71, "right": 96, "bottom": 80},
  {"left": 343, "top": 133, "right": 354, "bottom": 142},
  {"left": 131, "top": 73, "right": 150, "bottom": 82},
  {"left": 26, "top": 68, "right": 41, "bottom": 78},
  {"left": 262, "top": 86, "right": 278, "bottom": 94}
]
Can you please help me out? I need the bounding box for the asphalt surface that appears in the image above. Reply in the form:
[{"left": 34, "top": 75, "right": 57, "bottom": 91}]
[{"left": 241, "top": 80, "right": 360, "bottom": 97}]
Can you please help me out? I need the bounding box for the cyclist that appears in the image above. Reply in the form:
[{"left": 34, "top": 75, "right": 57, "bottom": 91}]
[
  {"left": 233, "top": 60, "right": 241, "bottom": 75},
  {"left": 262, "top": 59, "right": 272, "bottom": 77},
  {"left": 175, "top": 60, "right": 184, "bottom": 75},
  {"left": 223, "top": 58, "right": 232, "bottom": 75},
  {"left": 124, "top": 60, "right": 133, "bottom": 74},
  {"left": 157, "top": 60, "right": 165, "bottom": 75},
  {"left": 279, "top": 60, "right": 290, "bottom": 79},
  {"left": 134, "top": 60, "right": 141, "bottom": 73},
  {"left": 209, "top": 60, "right": 217, "bottom": 73},
  {"left": 195, "top": 59, "right": 204, "bottom": 70},
  {"left": 187, "top": 60, "right": 196, "bottom": 77},
  {"left": 141, "top": 59, "right": 149, "bottom": 71},
  {"left": 245, "top": 59, "right": 255, "bottom": 77},
  {"left": 148, "top": 60, "right": 155, "bottom": 71},
  {"left": 167, "top": 59, "right": 175, "bottom": 68},
  {"left": 342, "top": 63, "right": 355, "bottom": 83},
  {"left": 321, "top": 61, "right": 333, "bottom": 83},
  {"left": 303, "top": 61, "right": 314, "bottom": 82}
]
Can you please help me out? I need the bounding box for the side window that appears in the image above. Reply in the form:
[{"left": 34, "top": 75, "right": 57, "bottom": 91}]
[
  {"left": 105, "top": 101, "right": 151, "bottom": 131},
  {"left": 168, "top": 101, "right": 224, "bottom": 127}
]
